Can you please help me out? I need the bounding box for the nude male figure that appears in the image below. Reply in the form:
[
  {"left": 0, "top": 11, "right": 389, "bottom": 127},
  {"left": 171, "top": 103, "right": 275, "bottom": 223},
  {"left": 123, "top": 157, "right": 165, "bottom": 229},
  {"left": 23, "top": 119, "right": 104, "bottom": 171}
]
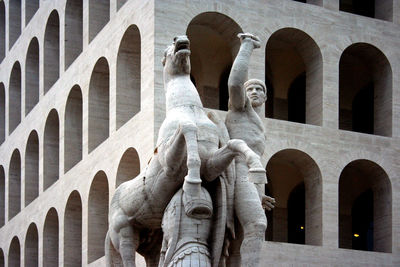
[{"left": 225, "top": 33, "right": 274, "bottom": 267}]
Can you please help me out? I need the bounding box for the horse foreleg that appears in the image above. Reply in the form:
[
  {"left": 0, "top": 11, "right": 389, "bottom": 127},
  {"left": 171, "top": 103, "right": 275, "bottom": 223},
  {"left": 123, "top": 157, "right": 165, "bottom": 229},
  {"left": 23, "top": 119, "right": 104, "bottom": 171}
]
[
  {"left": 118, "top": 226, "right": 139, "bottom": 267},
  {"left": 158, "top": 125, "right": 188, "bottom": 177},
  {"left": 180, "top": 123, "right": 201, "bottom": 195}
]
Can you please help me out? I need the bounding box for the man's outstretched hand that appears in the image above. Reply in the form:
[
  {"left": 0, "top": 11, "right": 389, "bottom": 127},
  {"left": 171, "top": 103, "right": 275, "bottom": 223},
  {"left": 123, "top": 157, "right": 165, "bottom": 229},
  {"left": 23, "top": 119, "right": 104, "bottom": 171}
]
[{"left": 262, "top": 195, "right": 275, "bottom": 211}]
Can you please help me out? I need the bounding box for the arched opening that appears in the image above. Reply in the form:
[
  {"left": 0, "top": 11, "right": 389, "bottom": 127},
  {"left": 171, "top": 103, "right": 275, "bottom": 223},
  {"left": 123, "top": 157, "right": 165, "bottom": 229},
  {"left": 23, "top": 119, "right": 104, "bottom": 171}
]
[
  {"left": 89, "top": 57, "right": 109, "bottom": 152},
  {"left": 287, "top": 73, "right": 306, "bottom": 123},
  {"left": 117, "top": 0, "right": 128, "bottom": 10},
  {"left": 0, "top": 2, "right": 5, "bottom": 62},
  {"left": 266, "top": 149, "right": 322, "bottom": 245},
  {"left": 44, "top": 109, "right": 59, "bottom": 190},
  {"left": 9, "top": 149, "right": 21, "bottom": 220},
  {"left": 116, "top": 147, "right": 140, "bottom": 187},
  {"left": 88, "top": 171, "right": 109, "bottom": 263},
  {"left": 25, "top": 37, "right": 39, "bottom": 115},
  {"left": 0, "top": 166, "right": 4, "bottom": 226},
  {"left": 265, "top": 28, "right": 322, "bottom": 125},
  {"left": 88, "top": 0, "right": 110, "bottom": 42},
  {"left": 25, "top": 0, "right": 39, "bottom": 25},
  {"left": 287, "top": 182, "right": 305, "bottom": 244},
  {"left": 64, "top": 85, "right": 82, "bottom": 172},
  {"left": 25, "top": 223, "right": 38, "bottom": 267},
  {"left": 25, "top": 130, "right": 39, "bottom": 206},
  {"left": 8, "top": 237, "right": 20, "bottom": 267},
  {"left": 340, "top": 0, "right": 393, "bottom": 21},
  {"left": 44, "top": 10, "right": 60, "bottom": 93},
  {"left": 186, "top": 12, "right": 242, "bottom": 110},
  {"left": 43, "top": 208, "right": 59, "bottom": 266},
  {"left": 0, "top": 83, "right": 5, "bottom": 143},
  {"left": 116, "top": 25, "right": 141, "bottom": 129},
  {"left": 9, "top": 61, "right": 21, "bottom": 133},
  {"left": 64, "top": 191, "right": 82, "bottom": 267},
  {"left": 339, "top": 43, "right": 392, "bottom": 136},
  {"left": 65, "top": 0, "right": 83, "bottom": 69},
  {"left": 9, "top": 0, "right": 21, "bottom": 49},
  {"left": 339, "top": 159, "right": 392, "bottom": 252}
]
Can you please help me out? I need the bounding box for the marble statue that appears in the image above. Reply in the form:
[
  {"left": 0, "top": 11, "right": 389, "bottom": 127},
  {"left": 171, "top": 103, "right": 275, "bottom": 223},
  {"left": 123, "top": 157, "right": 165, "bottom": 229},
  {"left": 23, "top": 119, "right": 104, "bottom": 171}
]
[
  {"left": 105, "top": 35, "right": 268, "bottom": 267},
  {"left": 224, "top": 33, "right": 275, "bottom": 267}
]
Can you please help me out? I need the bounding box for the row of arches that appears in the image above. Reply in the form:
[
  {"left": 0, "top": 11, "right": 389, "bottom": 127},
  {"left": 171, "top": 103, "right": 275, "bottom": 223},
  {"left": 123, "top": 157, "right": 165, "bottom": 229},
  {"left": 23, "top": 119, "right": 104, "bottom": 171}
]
[
  {"left": 0, "top": 27, "right": 140, "bottom": 220},
  {"left": 187, "top": 12, "right": 392, "bottom": 137},
  {"left": 0, "top": 21, "right": 140, "bottom": 145},
  {"left": 0, "top": 146, "right": 391, "bottom": 267},
  {"left": 1, "top": 147, "right": 140, "bottom": 265},
  {"left": 265, "top": 149, "right": 391, "bottom": 253},
  {"left": 0, "top": 0, "right": 131, "bottom": 63}
]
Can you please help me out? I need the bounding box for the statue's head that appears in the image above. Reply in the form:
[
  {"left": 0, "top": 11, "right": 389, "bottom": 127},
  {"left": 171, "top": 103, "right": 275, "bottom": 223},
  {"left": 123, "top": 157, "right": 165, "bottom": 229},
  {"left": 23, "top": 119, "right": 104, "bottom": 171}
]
[
  {"left": 162, "top": 35, "right": 191, "bottom": 75},
  {"left": 244, "top": 79, "right": 267, "bottom": 107}
]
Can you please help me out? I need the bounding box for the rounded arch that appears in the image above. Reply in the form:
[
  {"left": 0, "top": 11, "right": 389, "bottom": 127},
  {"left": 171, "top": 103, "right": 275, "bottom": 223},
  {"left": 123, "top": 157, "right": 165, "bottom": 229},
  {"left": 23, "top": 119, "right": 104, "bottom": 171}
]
[
  {"left": 9, "top": 0, "right": 21, "bottom": 49},
  {"left": 88, "top": 171, "right": 109, "bottom": 263},
  {"left": 266, "top": 148, "right": 322, "bottom": 245},
  {"left": 25, "top": 0, "right": 39, "bottom": 25},
  {"left": 25, "top": 37, "right": 39, "bottom": 115},
  {"left": 0, "top": 165, "right": 4, "bottom": 226},
  {"left": 9, "top": 236, "right": 20, "bottom": 267},
  {"left": 88, "top": 0, "right": 110, "bottom": 42},
  {"left": 25, "top": 223, "right": 39, "bottom": 266},
  {"left": 9, "top": 61, "right": 21, "bottom": 134},
  {"left": 265, "top": 27, "right": 323, "bottom": 125},
  {"left": 339, "top": 42, "right": 392, "bottom": 136},
  {"left": 65, "top": 0, "right": 83, "bottom": 69},
  {"left": 339, "top": 159, "right": 391, "bottom": 252},
  {"left": 44, "top": 109, "right": 59, "bottom": 190},
  {"left": 0, "top": 83, "right": 4, "bottom": 143},
  {"left": 116, "top": 147, "right": 140, "bottom": 187},
  {"left": 64, "top": 85, "right": 83, "bottom": 172},
  {"left": 44, "top": 10, "right": 60, "bottom": 93},
  {"left": 186, "top": 12, "right": 243, "bottom": 110},
  {"left": 64, "top": 190, "right": 82, "bottom": 266},
  {"left": 25, "top": 130, "right": 39, "bottom": 206},
  {"left": 116, "top": 24, "right": 141, "bottom": 129},
  {"left": 0, "top": 2, "right": 5, "bottom": 62},
  {"left": 89, "top": 57, "right": 109, "bottom": 152},
  {"left": 9, "top": 149, "right": 21, "bottom": 220},
  {"left": 43, "top": 208, "right": 59, "bottom": 266}
]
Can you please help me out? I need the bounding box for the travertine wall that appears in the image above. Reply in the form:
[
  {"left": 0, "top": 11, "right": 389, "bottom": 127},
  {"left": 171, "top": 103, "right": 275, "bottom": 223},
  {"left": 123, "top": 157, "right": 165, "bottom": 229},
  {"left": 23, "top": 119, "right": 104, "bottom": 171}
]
[{"left": 0, "top": 0, "right": 399, "bottom": 266}]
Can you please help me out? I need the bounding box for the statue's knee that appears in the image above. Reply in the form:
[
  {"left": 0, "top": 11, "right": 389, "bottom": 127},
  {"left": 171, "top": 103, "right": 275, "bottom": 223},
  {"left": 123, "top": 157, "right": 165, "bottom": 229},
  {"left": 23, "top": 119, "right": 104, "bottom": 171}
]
[{"left": 243, "top": 220, "right": 267, "bottom": 238}]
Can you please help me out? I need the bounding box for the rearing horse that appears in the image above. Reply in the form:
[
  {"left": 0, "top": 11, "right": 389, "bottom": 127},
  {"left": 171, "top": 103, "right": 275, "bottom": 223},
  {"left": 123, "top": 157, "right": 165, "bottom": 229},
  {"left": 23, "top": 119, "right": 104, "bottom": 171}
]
[{"left": 105, "top": 35, "right": 266, "bottom": 267}]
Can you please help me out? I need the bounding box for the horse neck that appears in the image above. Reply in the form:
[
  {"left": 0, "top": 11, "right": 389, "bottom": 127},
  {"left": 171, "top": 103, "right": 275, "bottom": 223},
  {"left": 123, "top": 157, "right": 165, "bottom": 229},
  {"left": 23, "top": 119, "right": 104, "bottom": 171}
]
[{"left": 164, "top": 74, "right": 203, "bottom": 110}]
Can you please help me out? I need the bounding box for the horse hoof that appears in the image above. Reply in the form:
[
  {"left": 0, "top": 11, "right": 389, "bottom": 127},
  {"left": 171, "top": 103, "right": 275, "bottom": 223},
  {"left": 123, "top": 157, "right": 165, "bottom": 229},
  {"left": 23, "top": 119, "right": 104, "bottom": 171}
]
[{"left": 182, "top": 187, "right": 213, "bottom": 219}]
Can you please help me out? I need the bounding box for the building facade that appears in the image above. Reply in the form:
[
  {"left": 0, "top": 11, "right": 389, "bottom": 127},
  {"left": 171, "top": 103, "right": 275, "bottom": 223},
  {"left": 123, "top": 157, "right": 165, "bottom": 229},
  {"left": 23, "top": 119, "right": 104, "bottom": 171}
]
[{"left": 0, "top": 0, "right": 399, "bottom": 266}]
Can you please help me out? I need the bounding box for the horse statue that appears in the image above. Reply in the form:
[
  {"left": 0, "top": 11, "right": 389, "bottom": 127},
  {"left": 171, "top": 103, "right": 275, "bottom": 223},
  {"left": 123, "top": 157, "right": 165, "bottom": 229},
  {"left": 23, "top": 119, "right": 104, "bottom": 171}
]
[{"left": 105, "top": 35, "right": 266, "bottom": 267}]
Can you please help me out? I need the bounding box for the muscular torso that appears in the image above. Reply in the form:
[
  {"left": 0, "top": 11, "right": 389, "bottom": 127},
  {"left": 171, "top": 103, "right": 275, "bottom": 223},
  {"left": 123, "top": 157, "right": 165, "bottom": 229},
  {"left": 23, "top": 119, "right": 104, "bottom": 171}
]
[{"left": 226, "top": 98, "right": 266, "bottom": 157}]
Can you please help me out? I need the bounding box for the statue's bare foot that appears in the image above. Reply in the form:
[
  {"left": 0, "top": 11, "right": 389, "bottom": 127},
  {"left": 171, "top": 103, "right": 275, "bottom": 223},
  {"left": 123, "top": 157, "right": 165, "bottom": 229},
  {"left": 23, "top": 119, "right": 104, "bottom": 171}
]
[{"left": 238, "top": 32, "right": 261, "bottom": 49}]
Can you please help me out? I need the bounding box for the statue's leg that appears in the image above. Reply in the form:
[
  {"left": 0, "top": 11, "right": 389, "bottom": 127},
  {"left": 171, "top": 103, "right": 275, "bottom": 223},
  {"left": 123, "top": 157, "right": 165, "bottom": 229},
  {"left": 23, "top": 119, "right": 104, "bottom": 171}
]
[
  {"left": 234, "top": 161, "right": 267, "bottom": 267},
  {"left": 118, "top": 226, "right": 139, "bottom": 267}
]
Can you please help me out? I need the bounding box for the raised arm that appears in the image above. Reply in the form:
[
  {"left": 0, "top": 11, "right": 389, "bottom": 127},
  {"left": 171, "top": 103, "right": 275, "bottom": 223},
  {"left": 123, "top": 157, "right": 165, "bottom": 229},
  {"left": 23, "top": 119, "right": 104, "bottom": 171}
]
[{"left": 228, "top": 33, "right": 260, "bottom": 111}]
